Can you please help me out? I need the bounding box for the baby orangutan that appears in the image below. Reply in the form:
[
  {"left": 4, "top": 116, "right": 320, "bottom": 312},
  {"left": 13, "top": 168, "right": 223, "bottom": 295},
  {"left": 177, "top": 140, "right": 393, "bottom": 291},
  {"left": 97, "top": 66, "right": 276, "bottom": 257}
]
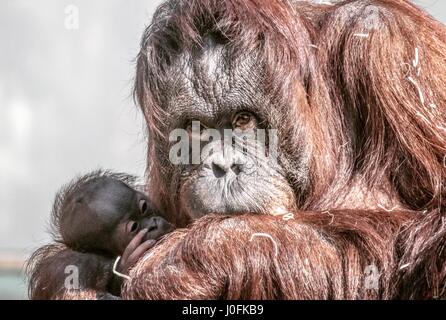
[{"left": 44, "top": 171, "right": 174, "bottom": 299}]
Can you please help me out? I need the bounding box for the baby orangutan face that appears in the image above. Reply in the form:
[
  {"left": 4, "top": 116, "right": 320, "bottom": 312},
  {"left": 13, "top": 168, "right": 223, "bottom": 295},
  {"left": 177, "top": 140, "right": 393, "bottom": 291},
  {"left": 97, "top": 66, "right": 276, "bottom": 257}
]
[{"left": 58, "top": 175, "right": 174, "bottom": 257}]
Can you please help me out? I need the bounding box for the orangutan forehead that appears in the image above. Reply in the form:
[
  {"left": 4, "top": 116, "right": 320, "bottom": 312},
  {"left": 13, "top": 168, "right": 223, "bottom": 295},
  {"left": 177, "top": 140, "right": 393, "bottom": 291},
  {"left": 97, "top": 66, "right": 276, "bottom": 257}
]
[{"left": 162, "top": 36, "right": 272, "bottom": 123}]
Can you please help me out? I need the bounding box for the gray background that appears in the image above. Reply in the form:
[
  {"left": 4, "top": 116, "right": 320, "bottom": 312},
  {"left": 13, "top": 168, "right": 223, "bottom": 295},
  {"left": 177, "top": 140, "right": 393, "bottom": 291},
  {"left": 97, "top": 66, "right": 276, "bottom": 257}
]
[{"left": 0, "top": 0, "right": 444, "bottom": 299}]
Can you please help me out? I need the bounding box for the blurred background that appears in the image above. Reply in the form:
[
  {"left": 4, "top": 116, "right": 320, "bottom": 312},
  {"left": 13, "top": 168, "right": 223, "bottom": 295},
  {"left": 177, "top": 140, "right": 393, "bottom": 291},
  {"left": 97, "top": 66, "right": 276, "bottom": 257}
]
[{"left": 0, "top": 0, "right": 445, "bottom": 300}]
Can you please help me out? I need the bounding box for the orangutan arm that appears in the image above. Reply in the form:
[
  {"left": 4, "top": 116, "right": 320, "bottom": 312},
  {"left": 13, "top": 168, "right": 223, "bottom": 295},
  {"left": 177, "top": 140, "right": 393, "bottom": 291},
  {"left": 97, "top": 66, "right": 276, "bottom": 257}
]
[{"left": 123, "top": 211, "right": 409, "bottom": 300}]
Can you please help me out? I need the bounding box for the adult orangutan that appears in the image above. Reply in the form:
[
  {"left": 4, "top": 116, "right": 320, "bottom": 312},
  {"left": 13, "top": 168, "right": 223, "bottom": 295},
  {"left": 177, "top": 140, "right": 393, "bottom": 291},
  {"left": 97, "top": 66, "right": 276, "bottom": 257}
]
[{"left": 27, "top": 0, "right": 446, "bottom": 299}]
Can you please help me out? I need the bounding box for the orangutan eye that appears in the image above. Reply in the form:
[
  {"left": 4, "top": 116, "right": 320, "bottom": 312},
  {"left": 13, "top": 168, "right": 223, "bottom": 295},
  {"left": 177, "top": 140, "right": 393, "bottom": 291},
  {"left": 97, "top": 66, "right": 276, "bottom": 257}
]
[
  {"left": 232, "top": 111, "right": 257, "bottom": 130},
  {"left": 127, "top": 221, "right": 139, "bottom": 234},
  {"left": 139, "top": 199, "right": 148, "bottom": 215}
]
